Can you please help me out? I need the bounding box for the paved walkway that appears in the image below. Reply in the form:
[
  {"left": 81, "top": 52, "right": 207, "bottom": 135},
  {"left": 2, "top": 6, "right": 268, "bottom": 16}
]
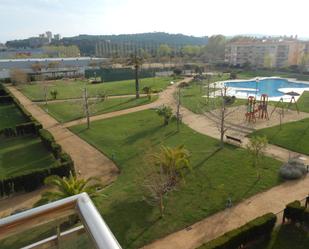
[
  {"left": 143, "top": 175, "right": 309, "bottom": 249},
  {"left": 6, "top": 87, "right": 120, "bottom": 184},
  {"left": 3, "top": 79, "right": 309, "bottom": 249},
  {"left": 62, "top": 79, "right": 193, "bottom": 128},
  {"left": 141, "top": 84, "right": 309, "bottom": 249},
  {"left": 0, "top": 79, "right": 190, "bottom": 217}
]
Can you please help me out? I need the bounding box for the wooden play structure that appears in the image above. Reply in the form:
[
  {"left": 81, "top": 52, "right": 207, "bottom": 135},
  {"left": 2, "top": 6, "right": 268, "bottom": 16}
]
[
  {"left": 270, "top": 94, "right": 299, "bottom": 118},
  {"left": 245, "top": 94, "right": 269, "bottom": 123}
]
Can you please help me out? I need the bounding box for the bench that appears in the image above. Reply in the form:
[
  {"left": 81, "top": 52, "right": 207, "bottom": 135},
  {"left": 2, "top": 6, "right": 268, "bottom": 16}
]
[{"left": 225, "top": 135, "right": 242, "bottom": 144}]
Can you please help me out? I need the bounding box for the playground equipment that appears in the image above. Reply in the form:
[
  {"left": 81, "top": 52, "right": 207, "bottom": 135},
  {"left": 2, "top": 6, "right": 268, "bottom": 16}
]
[
  {"left": 258, "top": 94, "right": 269, "bottom": 120},
  {"left": 245, "top": 94, "right": 269, "bottom": 123},
  {"left": 245, "top": 96, "right": 258, "bottom": 123},
  {"left": 270, "top": 93, "right": 299, "bottom": 118}
]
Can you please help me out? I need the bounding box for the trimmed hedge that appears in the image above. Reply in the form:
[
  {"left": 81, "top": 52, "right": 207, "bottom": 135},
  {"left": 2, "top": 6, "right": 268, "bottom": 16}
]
[
  {"left": 0, "top": 84, "right": 41, "bottom": 135},
  {"left": 199, "top": 213, "right": 277, "bottom": 249},
  {"left": 0, "top": 85, "right": 75, "bottom": 197},
  {"left": 0, "top": 161, "right": 72, "bottom": 196},
  {"left": 39, "top": 129, "right": 74, "bottom": 173},
  {"left": 283, "top": 200, "right": 309, "bottom": 225},
  {"left": 0, "top": 95, "right": 12, "bottom": 103}
]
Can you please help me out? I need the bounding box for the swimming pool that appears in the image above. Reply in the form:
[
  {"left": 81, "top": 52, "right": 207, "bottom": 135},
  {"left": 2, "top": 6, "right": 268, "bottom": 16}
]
[{"left": 224, "top": 78, "right": 309, "bottom": 101}]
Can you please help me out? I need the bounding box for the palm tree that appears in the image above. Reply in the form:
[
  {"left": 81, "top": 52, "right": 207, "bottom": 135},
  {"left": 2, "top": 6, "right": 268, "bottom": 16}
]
[
  {"left": 156, "top": 105, "right": 173, "bottom": 125},
  {"left": 127, "top": 53, "right": 144, "bottom": 99},
  {"left": 154, "top": 145, "right": 191, "bottom": 183},
  {"left": 35, "top": 172, "right": 104, "bottom": 207}
]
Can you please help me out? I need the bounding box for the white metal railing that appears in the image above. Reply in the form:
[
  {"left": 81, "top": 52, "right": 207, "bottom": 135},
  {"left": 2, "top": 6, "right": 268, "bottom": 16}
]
[{"left": 0, "top": 193, "right": 122, "bottom": 249}]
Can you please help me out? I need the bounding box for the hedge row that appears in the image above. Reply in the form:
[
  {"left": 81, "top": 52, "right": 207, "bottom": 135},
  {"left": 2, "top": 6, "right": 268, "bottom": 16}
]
[
  {"left": 199, "top": 213, "right": 277, "bottom": 249},
  {"left": 283, "top": 199, "right": 309, "bottom": 225},
  {"left": 0, "top": 84, "right": 75, "bottom": 197},
  {"left": 0, "top": 129, "right": 74, "bottom": 197},
  {"left": 39, "top": 129, "right": 74, "bottom": 173},
  {"left": 0, "top": 161, "right": 72, "bottom": 196},
  {"left": 0, "top": 84, "right": 42, "bottom": 135},
  {"left": 0, "top": 95, "right": 12, "bottom": 103}
]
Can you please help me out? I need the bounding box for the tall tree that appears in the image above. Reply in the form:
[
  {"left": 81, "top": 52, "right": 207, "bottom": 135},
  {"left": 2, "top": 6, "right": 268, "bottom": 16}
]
[
  {"left": 203, "top": 35, "right": 226, "bottom": 63},
  {"left": 127, "top": 53, "right": 144, "bottom": 98}
]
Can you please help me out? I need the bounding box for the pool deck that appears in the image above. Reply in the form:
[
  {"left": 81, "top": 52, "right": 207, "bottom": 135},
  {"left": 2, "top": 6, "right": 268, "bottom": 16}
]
[{"left": 210, "top": 77, "right": 309, "bottom": 102}]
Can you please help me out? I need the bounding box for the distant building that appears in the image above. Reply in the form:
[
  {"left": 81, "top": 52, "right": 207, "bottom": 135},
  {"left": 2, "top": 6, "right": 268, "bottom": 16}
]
[
  {"left": 225, "top": 37, "right": 307, "bottom": 68},
  {"left": 0, "top": 57, "right": 108, "bottom": 79}
]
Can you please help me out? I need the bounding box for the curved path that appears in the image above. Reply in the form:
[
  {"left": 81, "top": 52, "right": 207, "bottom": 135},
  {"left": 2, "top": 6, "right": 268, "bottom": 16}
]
[
  {"left": 2, "top": 78, "right": 308, "bottom": 249},
  {"left": 7, "top": 86, "right": 120, "bottom": 184},
  {"left": 142, "top": 89, "right": 309, "bottom": 249},
  {"left": 0, "top": 79, "right": 190, "bottom": 217},
  {"left": 62, "top": 79, "right": 193, "bottom": 127}
]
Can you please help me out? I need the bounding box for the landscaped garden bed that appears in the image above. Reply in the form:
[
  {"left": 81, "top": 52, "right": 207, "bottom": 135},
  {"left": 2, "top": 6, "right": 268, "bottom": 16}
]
[
  {"left": 19, "top": 77, "right": 173, "bottom": 101},
  {"left": 0, "top": 84, "right": 74, "bottom": 197},
  {"left": 39, "top": 95, "right": 158, "bottom": 123},
  {"left": 69, "top": 109, "right": 282, "bottom": 248}
]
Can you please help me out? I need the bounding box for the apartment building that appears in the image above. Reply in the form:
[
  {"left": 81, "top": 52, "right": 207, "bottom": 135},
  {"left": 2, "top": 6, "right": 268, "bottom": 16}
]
[{"left": 225, "top": 38, "right": 307, "bottom": 68}]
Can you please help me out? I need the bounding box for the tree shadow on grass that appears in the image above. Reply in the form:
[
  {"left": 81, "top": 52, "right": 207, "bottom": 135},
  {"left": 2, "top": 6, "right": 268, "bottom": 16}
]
[
  {"left": 194, "top": 147, "right": 221, "bottom": 170},
  {"left": 103, "top": 199, "right": 161, "bottom": 249},
  {"left": 124, "top": 125, "right": 164, "bottom": 145}
]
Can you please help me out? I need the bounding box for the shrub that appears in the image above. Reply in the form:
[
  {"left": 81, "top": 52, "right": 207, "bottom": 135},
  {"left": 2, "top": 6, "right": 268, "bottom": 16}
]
[
  {"left": 279, "top": 161, "right": 307, "bottom": 180},
  {"left": 230, "top": 71, "right": 237, "bottom": 79},
  {"left": 178, "top": 81, "right": 190, "bottom": 88},
  {"left": 0, "top": 162, "right": 72, "bottom": 197},
  {"left": 50, "top": 89, "right": 58, "bottom": 100},
  {"left": 16, "top": 122, "right": 37, "bottom": 135},
  {"left": 283, "top": 200, "right": 308, "bottom": 224},
  {"left": 0, "top": 95, "right": 12, "bottom": 103},
  {"left": 199, "top": 213, "right": 277, "bottom": 249}
]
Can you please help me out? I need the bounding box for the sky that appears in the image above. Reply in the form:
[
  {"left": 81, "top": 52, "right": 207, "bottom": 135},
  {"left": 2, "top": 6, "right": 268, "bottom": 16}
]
[{"left": 0, "top": 0, "right": 309, "bottom": 43}]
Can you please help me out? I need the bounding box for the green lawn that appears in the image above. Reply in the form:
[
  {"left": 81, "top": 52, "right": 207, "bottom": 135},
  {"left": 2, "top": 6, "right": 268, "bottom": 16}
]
[
  {"left": 0, "top": 136, "right": 56, "bottom": 179},
  {"left": 0, "top": 103, "right": 27, "bottom": 130},
  {"left": 180, "top": 80, "right": 246, "bottom": 114},
  {"left": 20, "top": 77, "right": 173, "bottom": 101},
  {"left": 251, "top": 118, "right": 309, "bottom": 155},
  {"left": 268, "top": 91, "right": 309, "bottom": 113},
  {"left": 69, "top": 110, "right": 281, "bottom": 248},
  {"left": 39, "top": 96, "right": 158, "bottom": 123},
  {"left": 296, "top": 91, "right": 309, "bottom": 112}
]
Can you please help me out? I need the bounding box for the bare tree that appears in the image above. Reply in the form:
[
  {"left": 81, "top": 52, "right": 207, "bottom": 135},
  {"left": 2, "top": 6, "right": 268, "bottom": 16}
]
[
  {"left": 83, "top": 87, "right": 91, "bottom": 129},
  {"left": 10, "top": 69, "right": 29, "bottom": 85},
  {"left": 202, "top": 86, "right": 240, "bottom": 148},
  {"left": 142, "top": 166, "right": 174, "bottom": 217},
  {"left": 82, "top": 87, "right": 107, "bottom": 129},
  {"left": 246, "top": 136, "right": 268, "bottom": 179},
  {"left": 141, "top": 145, "right": 191, "bottom": 217}
]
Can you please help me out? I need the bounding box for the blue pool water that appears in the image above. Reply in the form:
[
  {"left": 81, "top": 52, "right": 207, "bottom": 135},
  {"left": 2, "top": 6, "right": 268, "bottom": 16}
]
[{"left": 225, "top": 78, "right": 309, "bottom": 97}]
